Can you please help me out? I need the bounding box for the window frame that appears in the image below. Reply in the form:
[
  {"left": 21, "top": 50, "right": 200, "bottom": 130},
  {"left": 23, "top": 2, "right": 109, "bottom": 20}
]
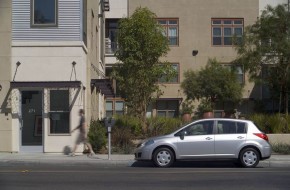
[
  {"left": 48, "top": 89, "right": 70, "bottom": 135},
  {"left": 178, "top": 121, "right": 214, "bottom": 136},
  {"left": 156, "top": 99, "right": 179, "bottom": 118},
  {"left": 105, "top": 99, "right": 125, "bottom": 117},
  {"left": 157, "top": 18, "right": 179, "bottom": 46},
  {"left": 211, "top": 18, "right": 244, "bottom": 46},
  {"left": 158, "top": 63, "right": 180, "bottom": 84},
  {"left": 216, "top": 120, "right": 247, "bottom": 134},
  {"left": 222, "top": 64, "right": 245, "bottom": 84},
  {"left": 31, "top": 0, "right": 58, "bottom": 27}
]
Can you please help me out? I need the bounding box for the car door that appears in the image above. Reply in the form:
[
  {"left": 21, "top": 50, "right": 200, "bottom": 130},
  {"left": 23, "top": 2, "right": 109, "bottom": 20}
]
[
  {"left": 175, "top": 120, "right": 215, "bottom": 159},
  {"left": 214, "top": 120, "right": 247, "bottom": 158}
]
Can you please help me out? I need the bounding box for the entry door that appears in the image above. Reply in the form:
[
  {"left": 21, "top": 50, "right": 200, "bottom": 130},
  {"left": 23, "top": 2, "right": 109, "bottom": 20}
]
[{"left": 20, "top": 91, "right": 43, "bottom": 152}]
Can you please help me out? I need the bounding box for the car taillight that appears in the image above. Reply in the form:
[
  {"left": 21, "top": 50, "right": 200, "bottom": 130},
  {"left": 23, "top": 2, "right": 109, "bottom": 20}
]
[{"left": 254, "top": 133, "right": 269, "bottom": 141}]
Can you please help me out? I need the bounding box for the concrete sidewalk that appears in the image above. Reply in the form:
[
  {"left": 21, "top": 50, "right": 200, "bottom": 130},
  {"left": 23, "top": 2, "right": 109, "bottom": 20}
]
[
  {"left": 0, "top": 153, "right": 135, "bottom": 167},
  {"left": 0, "top": 153, "right": 290, "bottom": 167}
]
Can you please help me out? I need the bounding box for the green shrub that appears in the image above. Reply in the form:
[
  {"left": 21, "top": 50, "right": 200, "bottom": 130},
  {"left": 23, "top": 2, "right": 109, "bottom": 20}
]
[
  {"left": 114, "top": 115, "right": 142, "bottom": 137},
  {"left": 249, "top": 114, "right": 289, "bottom": 133},
  {"left": 88, "top": 120, "right": 107, "bottom": 153},
  {"left": 111, "top": 125, "right": 134, "bottom": 154},
  {"left": 249, "top": 114, "right": 267, "bottom": 132},
  {"left": 271, "top": 143, "right": 290, "bottom": 154},
  {"left": 146, "top": 117, "right": 183, "bottom": 137}
]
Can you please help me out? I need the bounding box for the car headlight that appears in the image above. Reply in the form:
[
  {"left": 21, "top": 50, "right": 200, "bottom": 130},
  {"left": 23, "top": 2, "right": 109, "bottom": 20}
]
[
  {"left": 138, "top": 139, "right": 154, "bottom": 147},
  {"left": 144, "top": 139, "right": 154, "bottom": 146}
]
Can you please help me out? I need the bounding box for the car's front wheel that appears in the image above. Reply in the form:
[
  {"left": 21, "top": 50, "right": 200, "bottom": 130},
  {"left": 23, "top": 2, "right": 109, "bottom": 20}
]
[
  {"left": 153, "top": 147, "right": 174, "bottom": 167},
  {"left": 239, "top": 148, "right": 260, "bottom": 168}
]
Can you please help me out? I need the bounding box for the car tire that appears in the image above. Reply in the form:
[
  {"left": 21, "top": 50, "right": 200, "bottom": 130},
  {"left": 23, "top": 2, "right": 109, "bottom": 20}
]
[
  {"left": 153, "top": 147, "right": 174, "bottom": 168},
  {"left": 239, "top": 148, "right": 260, "bottom": 168}
]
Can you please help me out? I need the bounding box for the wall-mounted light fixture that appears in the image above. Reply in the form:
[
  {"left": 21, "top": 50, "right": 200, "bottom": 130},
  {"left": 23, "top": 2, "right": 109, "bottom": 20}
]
[
  {"left": 192, "top": 50, "right": 198, "bottom": 56},
  {"left": 13, "top": 61, "right": 22, "bottom": 81},
  {"left": 70, "top": 61, "right": 77, "bottom": 81}
]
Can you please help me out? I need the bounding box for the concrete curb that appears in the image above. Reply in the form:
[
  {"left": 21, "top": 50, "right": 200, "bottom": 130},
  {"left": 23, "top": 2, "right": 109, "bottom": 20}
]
[{"left": 0, "top": 153, "right": 290, "bottom": 168}]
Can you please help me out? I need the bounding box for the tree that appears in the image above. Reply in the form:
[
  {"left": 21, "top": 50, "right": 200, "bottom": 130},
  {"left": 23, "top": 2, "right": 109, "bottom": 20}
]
[
  {"left": 181, "top": 59, "right": 243, "bottom": 111},
  {"left": 112, "top": 8, "right": 174, "bottom": 130},
  {"left": 235, "top": 4, "right": 290, "bottom": 115}
]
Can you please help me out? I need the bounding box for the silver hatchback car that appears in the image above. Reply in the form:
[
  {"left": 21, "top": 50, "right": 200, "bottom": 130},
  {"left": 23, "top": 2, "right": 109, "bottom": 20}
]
[{"left": 135, "top": 118, "right": 271, "bottom": 168}]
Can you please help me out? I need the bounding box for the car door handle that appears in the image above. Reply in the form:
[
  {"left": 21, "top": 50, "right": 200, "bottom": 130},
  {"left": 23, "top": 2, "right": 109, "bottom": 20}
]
[
  {"left": 237, "top": 136, "right": 244, "bottom": 139},
  {"left": 205, "top": 137, "right": 213, "bottom": 140}
]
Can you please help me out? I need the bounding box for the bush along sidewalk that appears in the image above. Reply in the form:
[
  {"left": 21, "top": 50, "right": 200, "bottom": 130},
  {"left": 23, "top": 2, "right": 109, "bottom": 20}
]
[
  {"left": 271, "top": 143, "right": 290, "bottom": 155},
  {"left": 88, "top": 120, "right": 107, "bottom": 153},
  {"left": 249, "top": 114, "right": 290, "bottom": 133}
]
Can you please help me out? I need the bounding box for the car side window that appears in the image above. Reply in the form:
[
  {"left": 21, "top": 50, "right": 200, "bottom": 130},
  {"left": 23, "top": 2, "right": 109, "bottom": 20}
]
[
  {"left": 184, "top": 121, "right": 214, "bottom": 136},
  {"left": 217, "top": 121, "right": 246, "bottom": 134}
]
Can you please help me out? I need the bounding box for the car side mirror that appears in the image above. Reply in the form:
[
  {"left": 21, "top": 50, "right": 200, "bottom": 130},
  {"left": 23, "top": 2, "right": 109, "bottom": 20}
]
[{"left": 179, "top": 130, "right": 186, "bottom": 140}]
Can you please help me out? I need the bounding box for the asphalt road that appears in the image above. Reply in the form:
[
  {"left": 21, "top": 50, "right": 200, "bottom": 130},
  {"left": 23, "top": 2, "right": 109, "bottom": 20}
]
[{"left": 1, "top": 163, "right": 290, "bottom": 190}]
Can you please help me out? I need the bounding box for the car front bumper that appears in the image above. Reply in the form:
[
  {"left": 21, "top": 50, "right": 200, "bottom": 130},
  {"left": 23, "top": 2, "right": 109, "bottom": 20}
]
[{"left": 134, "top": 146, "right": 153, "bottom": 161}]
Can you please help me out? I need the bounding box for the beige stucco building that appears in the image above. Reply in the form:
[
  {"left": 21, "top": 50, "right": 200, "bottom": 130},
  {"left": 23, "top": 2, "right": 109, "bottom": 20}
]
[
  {"left": 105, "top": 0, "right": 266, "bottom": 117},
  {"left": 0, "top": 0, "right": 111, "bottom": 153}
]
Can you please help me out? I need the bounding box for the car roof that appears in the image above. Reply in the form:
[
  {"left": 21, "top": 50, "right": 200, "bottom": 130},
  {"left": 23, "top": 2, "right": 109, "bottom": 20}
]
[{"left": 194, "top": 118, "right": 252, "bottom": 123}]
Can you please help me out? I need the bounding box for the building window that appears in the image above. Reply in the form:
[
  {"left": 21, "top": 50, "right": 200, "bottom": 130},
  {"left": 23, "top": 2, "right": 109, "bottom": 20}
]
[
  {"left": 223, "top": 64, "right": 244, "bottom": 84},
  {"left": 212, "top": 19, "right": 243, "bottom": 46},
  {"left": 49, "top": 90, "right": 70, "bottom": 134},
  {"left": 105, "top": 19, "right": 119, "bottom": 54},
  {"left": 156, "top": 100, "right": 179, "bottom": 118},
  {"left": 106, "top": 100, "right": 124, "bottom": 117},
  {"left": 158, "top": 63, "right": 179, "bottom": 83},
  {"left": 31, "top": 0, "right": 58, "bottom": 27},
  {"left": 157, "top": 19, "right": 179, "bottom": 46}
]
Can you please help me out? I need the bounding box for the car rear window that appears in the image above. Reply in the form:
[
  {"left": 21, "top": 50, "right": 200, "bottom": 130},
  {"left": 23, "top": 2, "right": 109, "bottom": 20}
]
[{"left": 217, "top": 120, "right": 247, "bottom": 134}]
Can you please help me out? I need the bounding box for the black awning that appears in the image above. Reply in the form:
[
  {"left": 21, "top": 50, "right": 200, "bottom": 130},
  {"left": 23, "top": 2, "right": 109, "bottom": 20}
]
[
  {"left": 91, "top": 79, "right": 115, "bottom": 98},
  {"left": 10, "top": 81, "right": 82, "bottom": 88}
]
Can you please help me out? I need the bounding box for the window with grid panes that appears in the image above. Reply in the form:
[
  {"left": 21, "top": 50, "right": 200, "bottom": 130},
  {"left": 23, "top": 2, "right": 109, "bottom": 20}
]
[
  {"left": 223, "top": 64, "right": 244, "bottom": 84},
  {"left": 158, "top": 63, "right": 179, "bottom": 83},
  {"left": 156, "top": 100, "right": 179, "bottom": 118},
  {"left": 157, "top": 19, "right": 179, "bottom": 46},
  {"left": 212, "top": 19, "right": 243, "bottom": 46}
]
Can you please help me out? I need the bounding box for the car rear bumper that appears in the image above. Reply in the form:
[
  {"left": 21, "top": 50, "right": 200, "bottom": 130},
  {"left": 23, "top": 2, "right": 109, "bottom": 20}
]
[{"left": 261, "top": 145, "right": 272, "bottom": 160}]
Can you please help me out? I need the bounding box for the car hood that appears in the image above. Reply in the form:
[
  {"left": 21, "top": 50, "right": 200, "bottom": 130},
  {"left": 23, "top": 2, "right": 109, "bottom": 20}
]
[{"left": 146, "top": 134, "right": 174, "bottom": 141}]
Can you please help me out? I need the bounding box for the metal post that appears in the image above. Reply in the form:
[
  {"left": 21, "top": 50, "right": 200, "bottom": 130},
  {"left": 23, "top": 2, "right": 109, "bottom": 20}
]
[{"left": 108, "top": 126, "right": 111, "bottom": 160}]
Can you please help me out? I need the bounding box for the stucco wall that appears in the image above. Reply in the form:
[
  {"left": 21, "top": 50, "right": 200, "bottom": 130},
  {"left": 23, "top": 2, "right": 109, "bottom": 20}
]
[
  {"left": 11, "top": 42, "right": 87, "bottom": 82},
  {"left": 128, "top": 0, "right": 259, "bottom": 101},
  {"left": 0, "top": 0, "right": 12, "bottom": 152}
]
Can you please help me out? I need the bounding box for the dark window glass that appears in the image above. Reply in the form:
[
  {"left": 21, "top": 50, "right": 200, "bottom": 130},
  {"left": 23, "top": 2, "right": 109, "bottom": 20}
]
[
  {"left": 50, "top": 90, "right": 70, "bottom": 134},
  {"left": 213, "top": 37, "right": 222, "bottom": 45},
  {"left": 212, "top": 20, "right": 222, "bottom": 25},
  {"left": 32, "top": 0, "right": 57, "bottom": 26},
  {"left": 234, "top": 20, "right": 243, "bottom": 25},
  {"left": 224, "top": 20, "right": 232, "bottom": 25},
  {"left": 212, "top": 19, "right": 243, "bottom": 46},
  {"left": 184, "top": 121, "right": 214, "bottom": 136},
  {"left": 158, "top": 64, "right": 179, "bottom": 83},
  {"left": 156, "top": 100, "right": 179, "bottom": 118},
  {"left": 217, "top": 121, "right": 246, "bottom": 134},
  {"left": 157, "top": 18, "right": 179, "bottom": 46}
]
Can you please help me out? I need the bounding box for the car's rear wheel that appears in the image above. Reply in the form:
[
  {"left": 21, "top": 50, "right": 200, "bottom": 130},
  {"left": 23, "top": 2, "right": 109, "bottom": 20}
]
[
  {"left": 153, "top": 147, "right": 174, "bottom": 167},
  {"left": 239, "top": 148, "right": 260, "bottom": 168}
]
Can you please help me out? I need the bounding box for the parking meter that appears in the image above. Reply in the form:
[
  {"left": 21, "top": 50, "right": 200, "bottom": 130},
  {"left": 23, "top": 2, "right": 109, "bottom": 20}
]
[{"left": 104, "top": 117, "right": 116, "bottom": 160}]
